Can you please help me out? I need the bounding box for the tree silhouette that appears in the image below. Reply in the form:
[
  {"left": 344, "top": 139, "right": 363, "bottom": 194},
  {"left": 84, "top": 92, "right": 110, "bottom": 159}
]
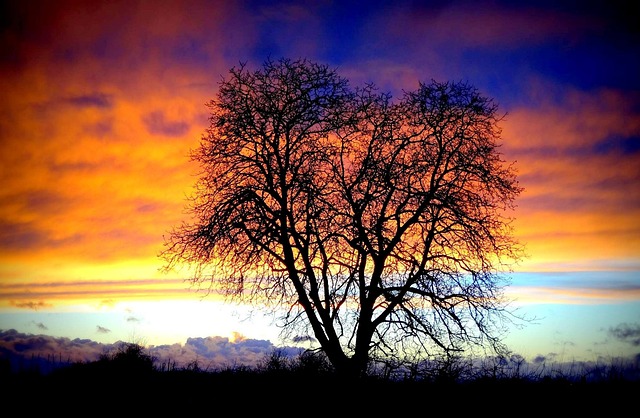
[{"left": 161, "top": 57, "right": 524, "bottom": 379}]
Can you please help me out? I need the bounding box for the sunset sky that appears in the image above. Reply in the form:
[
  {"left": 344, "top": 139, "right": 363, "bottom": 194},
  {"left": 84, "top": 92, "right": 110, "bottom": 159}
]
[{"left": 1, "top": 0, "right": 639, "bottom": 365}]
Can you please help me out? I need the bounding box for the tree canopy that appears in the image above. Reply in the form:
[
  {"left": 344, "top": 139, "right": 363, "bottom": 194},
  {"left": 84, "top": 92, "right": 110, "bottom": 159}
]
[{"left": 161, "top": 57, "right": 524, "bottom": 379}]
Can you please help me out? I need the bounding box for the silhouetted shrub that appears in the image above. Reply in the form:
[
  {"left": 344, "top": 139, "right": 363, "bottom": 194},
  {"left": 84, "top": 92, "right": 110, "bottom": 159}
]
[{"left": 98, "top": 342, "right": 155, "bottom": 374}]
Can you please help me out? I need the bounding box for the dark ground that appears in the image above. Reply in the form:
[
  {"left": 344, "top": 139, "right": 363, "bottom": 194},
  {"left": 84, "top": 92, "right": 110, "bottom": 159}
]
[{"left": 3, "top": 367, "right": 636, "bottom": 415}]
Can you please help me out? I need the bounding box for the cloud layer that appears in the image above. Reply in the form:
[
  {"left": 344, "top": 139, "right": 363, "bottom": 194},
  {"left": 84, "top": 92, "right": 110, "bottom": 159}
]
[{"left": 0, "top": 328, "right": 302, "bottom": 373}]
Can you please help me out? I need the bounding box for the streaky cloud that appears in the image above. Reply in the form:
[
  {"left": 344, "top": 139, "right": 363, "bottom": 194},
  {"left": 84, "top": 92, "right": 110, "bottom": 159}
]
[
  {"left": 142, "top": 110, "right": 190, "bottom": 137},
  {"left": 64, "top": 93, "right": 113, "bottom": 108}
]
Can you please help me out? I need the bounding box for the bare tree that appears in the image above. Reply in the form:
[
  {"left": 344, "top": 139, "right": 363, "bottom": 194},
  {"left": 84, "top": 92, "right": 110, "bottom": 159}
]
[{"left": 161, "top": 58, "right": 524, "bottom": 379}]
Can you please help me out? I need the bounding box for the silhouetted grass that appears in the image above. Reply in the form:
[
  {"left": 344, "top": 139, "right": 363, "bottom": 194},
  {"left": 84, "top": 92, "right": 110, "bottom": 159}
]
[{"left": 2, "top": 343, "right": 637, "bottom": 414}]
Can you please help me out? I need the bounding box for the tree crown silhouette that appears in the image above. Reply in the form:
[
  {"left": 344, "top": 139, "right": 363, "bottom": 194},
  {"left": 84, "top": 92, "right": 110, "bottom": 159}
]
[{"left": 161, "top": 57, "right": 524, "bottom": 378}]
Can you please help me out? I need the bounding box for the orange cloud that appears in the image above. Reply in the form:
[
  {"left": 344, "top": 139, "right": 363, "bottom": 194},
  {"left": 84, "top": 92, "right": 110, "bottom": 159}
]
[
  {"left": 0, "top": 1, "right": 260, "bottom": 313},
  {"left": 498, "top": 87, "right": 640, "bottom": 271}
]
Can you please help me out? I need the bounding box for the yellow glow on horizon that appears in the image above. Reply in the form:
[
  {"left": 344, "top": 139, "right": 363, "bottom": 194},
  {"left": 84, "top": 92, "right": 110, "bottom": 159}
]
[
  {"left": 511, "top": 208, "right": 639, "bottom": 272},
  {"left": 0, "top": 254, "right": 230, "bottom": 311}
]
